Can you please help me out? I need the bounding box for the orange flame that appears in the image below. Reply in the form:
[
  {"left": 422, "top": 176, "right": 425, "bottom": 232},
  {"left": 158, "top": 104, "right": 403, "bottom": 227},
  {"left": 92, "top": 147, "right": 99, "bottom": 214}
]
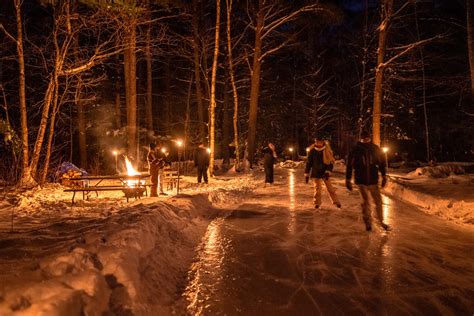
[
  {"left": 125, "top": 156, "right": 140, "bottom": 176},
  {"left": 124, "top": 157, "right": 142, "bottom": 187}
]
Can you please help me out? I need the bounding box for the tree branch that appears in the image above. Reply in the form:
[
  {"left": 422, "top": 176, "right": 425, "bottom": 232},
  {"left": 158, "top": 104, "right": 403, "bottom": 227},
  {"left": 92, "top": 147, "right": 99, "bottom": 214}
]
[
  {"left": 0, "top": 23, "right": 17, "bottom": 43},
  {"left": 379, "top": 35, "right": 442, "bottom": 69}
]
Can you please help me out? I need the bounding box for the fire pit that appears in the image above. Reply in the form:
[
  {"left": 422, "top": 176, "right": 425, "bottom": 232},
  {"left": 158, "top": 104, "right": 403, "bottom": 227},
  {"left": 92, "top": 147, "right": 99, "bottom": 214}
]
[{"left": 122, "top": 186, "right": 146, "bottom": 201}]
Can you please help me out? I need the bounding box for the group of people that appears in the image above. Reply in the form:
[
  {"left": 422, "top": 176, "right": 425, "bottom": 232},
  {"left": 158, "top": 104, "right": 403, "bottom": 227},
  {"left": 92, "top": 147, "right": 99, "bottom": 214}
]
[
  {"left": 147, "top": 141, "right": 210, "bottom": 197},
  {"left": 262, "top": 130, "right": 389, "bottom": 231},
  {"left": 148, "top": 132, "right": 389, "bottom": 232}
]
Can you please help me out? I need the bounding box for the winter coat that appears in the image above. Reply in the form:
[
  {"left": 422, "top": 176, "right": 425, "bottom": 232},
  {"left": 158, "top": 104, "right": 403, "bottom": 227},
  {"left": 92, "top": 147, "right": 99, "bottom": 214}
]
[
  {"left": 262, "top": 147, "right": 277, "bottom": 168},
  {"left": 305, "top": 145, "right": 334, "bottom": 179},
  {"left": 346, "top": 141, "right": 386, "bottom": 185},
  {"left": 195, "top": 147, "right": 210, "bottom": 168},
  {"left": 147, "top": 149, "right": 170, "bottom": 171}
]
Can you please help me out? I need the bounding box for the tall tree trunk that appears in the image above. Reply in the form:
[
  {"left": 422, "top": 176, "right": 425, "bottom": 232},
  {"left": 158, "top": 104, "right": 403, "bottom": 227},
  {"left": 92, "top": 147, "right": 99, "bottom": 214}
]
[
  {"left": 30, "top": 78, "right": 55, "bottom": 177},
  {"left": 226, "top": 0, "right": 240, "bottom": 170},
  {"left": 192, "top": 0, "right": 205, "bottom": 139},
  {"left": 164, "top": 60, "right": 171, "bottom": 134},
  {"left": 14, "top": 0, "right": 33, "bottom": 186},
  {"left": 184, "top": 74, "right": 193, "bottom": 164},
  {"left": 467, "top": 0, "right": 474, "bottom": 94},
  {"left": 247, "top": 0, "right": 264, "bottom": 167},
  {"left": 145, "top": 12, "right": 154, "bottom": 134},
  {"left": 222, "top": 81, "right": 230, "bottom": 166},
  {"left": 124, "top": 13, "right": 138, "bottom": 159},
  {"left": 372, "top": 0, "right": 393, "bottom": 146},
  {"left": 415, "top": 3, "right": 430, "bottom": 162},
  {"left": 40, "top": 76, "right": 60, "bottom": 185},
  {"left": 358, "top": 0, "right": 369, "bottom": 137},
  {"left": 77, "top": 91, "right": 87, "bottom": 169},
  {"left": 115, "top": 74, "right": 121, "bottom": 129},
  {"left": 209, "top": 0, "right": 220, "bottom": 176}
]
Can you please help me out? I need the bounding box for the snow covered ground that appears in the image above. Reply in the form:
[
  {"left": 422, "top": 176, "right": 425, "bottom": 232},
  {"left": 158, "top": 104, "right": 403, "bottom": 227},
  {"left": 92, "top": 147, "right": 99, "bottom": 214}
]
[
  {"left": 0, "top": 174, "right": 257, "bottom": 315},
  {"left": 385, "top": 164, "right": 474, "bottom": 225}
]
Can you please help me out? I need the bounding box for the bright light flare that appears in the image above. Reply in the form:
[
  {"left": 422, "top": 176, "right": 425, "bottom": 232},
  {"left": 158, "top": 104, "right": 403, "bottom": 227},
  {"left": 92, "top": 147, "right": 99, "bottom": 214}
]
[
  {"left": 305, "top": 147, "right": 310, "bottom": 152},
  {"left": 124, "top": 156, "right": 143, "bottom": 187},
  {"left": 112, "top": 150, "right": 118, "bottom": 156},
  {"left": 176, "top": 139, "right": 183, "bottom": 147},
  {"left": 161, "top": 148, "right": 167, "bottom": 153},
  {"left": 289, "top": 147, "right": 294, "bottom": 152},
  {"left": 382, "top": 147, "right": 389, "bottom": 153},
  {"left": 206, "top": 148, "right": 211, "bottom": 154}
]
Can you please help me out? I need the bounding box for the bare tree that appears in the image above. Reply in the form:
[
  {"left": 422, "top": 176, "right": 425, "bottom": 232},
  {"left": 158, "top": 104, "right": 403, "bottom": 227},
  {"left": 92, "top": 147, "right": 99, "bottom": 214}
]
[
  {"left": 246, "top": 1, "right": 326, "bottom": 166},
  {"left": 209, "top": 0, "right": 221, "bottom": 176},
  {"left": 468, "top": 0, "right": 474, "bottom": 95},
  {"left": 225, "top": 0, "right": 240, "bottom": 170},
  {"left": 0, "top": 0, "right": 32, "bottom": 186}
]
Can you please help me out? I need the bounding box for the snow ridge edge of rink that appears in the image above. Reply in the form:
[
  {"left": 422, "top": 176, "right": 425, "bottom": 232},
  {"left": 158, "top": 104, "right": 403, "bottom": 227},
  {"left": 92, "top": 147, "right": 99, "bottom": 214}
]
[
  {"left": 384, "top": 179, "right": 474, "bottom": 225},
  {"left": 0, "top": 181, "right": 256, "bottom": 316}
]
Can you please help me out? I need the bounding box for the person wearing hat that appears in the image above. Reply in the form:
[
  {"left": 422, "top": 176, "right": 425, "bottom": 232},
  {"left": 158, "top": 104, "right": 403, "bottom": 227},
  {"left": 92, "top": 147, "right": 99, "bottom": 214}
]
[
  {"left": 346, "top": 131, "right": 389, "bottom": 231},
  {"left": 304, "top": 136, "right": 341, "bottom": 209},
  {"left": 194, "top": 141, "right": 210, "bottom": 184},
  {"left": 147, "top": 142, "right": 168, "bottom": 196}
]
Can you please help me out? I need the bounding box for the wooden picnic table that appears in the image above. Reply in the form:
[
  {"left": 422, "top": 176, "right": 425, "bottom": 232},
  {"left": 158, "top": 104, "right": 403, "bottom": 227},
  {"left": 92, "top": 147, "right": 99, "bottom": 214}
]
[{"left": 64, "top": 174, "right": 150, "bottom": 203}]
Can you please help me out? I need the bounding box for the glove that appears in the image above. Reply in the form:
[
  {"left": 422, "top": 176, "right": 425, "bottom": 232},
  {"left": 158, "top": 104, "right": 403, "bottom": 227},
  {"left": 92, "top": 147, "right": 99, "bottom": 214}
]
[
  {"left": 381, "top": 176, "right": 388, "bottom": 188},
  {"left": 345, "top": 179, "right": 353, "bottom": 191},
  {"left": 324, "top": 171, "right": 331, "bottom": 181},
  {"left": 304, "top": 174, "right": 309, "bottom": 184}
]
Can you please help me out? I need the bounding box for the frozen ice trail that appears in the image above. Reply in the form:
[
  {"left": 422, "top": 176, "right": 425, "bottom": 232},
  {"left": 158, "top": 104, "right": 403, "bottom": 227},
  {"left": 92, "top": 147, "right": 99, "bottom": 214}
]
[{"left": 184, "top": 168, "right": 474, "bottom": 315}]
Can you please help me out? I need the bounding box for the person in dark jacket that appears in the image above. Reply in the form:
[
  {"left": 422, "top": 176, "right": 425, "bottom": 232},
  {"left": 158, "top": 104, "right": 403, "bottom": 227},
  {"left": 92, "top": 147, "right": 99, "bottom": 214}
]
[
  {"left": 346, "top": 131, "right": 389, "bottom": 231},
  {"left": 262, "top": 143, "right": 277, "bottom": 185},
  {"left": 305, "top": 137, "right": 341, "bottom": 209},
  {"left": 195, "top": 142, "right": 210, "bottom": 184},
  {"left": 147, "top": 142, "right": 169, "bottom": 196}
]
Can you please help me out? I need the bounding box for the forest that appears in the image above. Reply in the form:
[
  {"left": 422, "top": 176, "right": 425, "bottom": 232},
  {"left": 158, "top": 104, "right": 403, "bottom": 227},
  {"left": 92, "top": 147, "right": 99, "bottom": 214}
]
[{"left": 1, "top": 0, "right": 473, "bottom": 187}]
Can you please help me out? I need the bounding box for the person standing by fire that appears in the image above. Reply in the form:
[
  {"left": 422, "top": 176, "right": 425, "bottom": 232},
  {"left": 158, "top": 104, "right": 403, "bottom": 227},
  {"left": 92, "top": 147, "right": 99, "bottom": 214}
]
[{"left": 147, "top": 142, "right": 169, "bottom": 196}]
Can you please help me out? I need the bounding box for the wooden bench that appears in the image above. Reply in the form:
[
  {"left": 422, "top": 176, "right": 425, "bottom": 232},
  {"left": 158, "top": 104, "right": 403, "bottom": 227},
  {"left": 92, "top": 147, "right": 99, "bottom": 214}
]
[{"left": 163, "top": 170, "right": 180, "bottom": 191}]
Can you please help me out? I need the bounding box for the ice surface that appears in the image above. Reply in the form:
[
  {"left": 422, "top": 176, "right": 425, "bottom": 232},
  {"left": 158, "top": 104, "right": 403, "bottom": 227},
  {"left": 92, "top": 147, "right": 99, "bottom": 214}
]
[{"left": 184, "top": 169, "right": 474, "bottom": 315}]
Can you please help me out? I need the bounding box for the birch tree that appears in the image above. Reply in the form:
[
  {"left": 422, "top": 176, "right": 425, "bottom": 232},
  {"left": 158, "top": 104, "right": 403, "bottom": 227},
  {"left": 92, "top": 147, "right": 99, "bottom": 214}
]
[{"left": 208, "top": 0, "right": 221, "bottom": 176}]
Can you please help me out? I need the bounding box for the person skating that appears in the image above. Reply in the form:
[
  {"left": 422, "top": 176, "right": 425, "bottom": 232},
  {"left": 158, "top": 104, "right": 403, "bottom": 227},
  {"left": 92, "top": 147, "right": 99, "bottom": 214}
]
[
  {"left": 147, "top": 142, "right": 169, "bottom": 196},
  {"left": 262, "top": 142, "right": 277, "bottom": 186},
  {"left": 345, "top": 131, "right": 389, "bottom": 231},
  {"left": 194, "top": 142, "right": 210, "bottom": 184},
  {"left": 304, "top": 136, "right": 341, "bottom": 209}
]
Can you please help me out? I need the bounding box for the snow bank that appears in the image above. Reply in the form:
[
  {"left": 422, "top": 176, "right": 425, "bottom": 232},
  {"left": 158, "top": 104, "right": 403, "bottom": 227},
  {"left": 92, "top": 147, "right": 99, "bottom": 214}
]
[
  {"left": 279, "top": 160, "right": 304, "bottom": 169},
  {"left": 385, "top": 173, "right": 474, "bottom": 225},
  {"left": 0, "top": 175, "right": 258, "bottom": 315},
  {"left": 407, "top": 163, "right": 471, "bottom": 178}
]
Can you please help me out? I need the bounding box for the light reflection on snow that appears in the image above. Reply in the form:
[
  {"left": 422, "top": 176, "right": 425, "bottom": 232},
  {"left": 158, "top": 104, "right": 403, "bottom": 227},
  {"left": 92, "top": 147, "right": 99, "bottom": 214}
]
[{"left": 288, "top": 170, "right": 296, "bottom": 233}]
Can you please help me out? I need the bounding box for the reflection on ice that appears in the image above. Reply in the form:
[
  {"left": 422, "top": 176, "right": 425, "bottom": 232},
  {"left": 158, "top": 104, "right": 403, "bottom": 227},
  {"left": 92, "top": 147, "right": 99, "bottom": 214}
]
[
  {"left": 185, "top": 218, "right": 228, "bottom": 314},
  {"left": 382, "top": 195, "right": 391, "bottom": 225}
]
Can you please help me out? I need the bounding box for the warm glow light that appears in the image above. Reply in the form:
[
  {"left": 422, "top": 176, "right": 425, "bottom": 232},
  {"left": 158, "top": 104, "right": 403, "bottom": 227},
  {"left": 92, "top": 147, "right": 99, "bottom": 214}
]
[
  {"left": 289, "top": 147, "right": 294, "bottom": 152},
  {"left": 206, "top": 148, "right": 211, "bottom": 154},
  {"left": 176, "top": 140, "right": 183, "bottom": 147},
  {"left": 305, "top": 148, "right": 310, "bottom": 152},
  {"left": 112, "top": 150, "right": 118, "bottom": 156},
  {"left": 382, "top": 147, "right": 389, "bottom": 153},
  {"left": 161, "top": 148, "right": 167, "bottom": 153},
  {"left": 124, "top": 157, "right": 142, "bottom": 187},
  {"left": 125, "top": 157, "right": 140, "bottom": 176}
]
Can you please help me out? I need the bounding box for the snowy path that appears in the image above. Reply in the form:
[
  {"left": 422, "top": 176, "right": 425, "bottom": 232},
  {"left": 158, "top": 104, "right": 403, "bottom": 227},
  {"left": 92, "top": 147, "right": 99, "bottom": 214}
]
[{"left": 184, "top": 168, "right": 474, "bottom": 315}]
